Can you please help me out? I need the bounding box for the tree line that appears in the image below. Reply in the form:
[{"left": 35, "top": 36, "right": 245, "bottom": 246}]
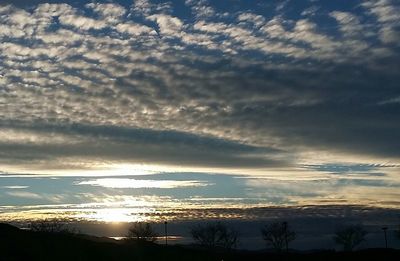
[
  {"left": 29, "top": 219, "right": 400, "bottom": 251},
  {"left": 120, "top": 221, "right": 400, "bottom": 251}
]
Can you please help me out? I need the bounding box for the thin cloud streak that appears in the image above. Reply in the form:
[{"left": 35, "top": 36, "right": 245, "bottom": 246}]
[{"left": 76, "top": 178, "right": 213, "bottom": 189}]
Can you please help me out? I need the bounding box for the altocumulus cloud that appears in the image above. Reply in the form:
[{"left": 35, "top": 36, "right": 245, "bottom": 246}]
[{"left": 0, "top": 0, "right": 399, "bottom": 174}]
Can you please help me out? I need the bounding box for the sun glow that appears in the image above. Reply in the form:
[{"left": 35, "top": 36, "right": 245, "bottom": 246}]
[{"left": 76, "top": 208, "right": 149, "bottom": 223}]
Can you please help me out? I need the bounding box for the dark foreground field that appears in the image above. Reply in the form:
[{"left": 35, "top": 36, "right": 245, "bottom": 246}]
[{"left": 1, "top": 223, "right": 399, "bottom": 261}]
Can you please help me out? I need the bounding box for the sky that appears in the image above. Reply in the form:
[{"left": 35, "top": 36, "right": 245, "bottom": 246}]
[{"left": 1, "top": 0, "right": 400, "bottom": 248}]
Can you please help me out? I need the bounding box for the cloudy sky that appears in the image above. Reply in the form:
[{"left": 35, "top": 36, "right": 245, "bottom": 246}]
[{"left": 1, "top": 0, "right": 400, "bottom": 230}]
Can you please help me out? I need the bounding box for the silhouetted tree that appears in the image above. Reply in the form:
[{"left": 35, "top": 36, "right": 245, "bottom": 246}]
[
  {"left": 190, "top": 222, "right": 239, "bottom": 249},
  {"left": 29, "top": 219, "right": 75, "bottom": 234},
  {"left": 127, "top": 222, "right": 158, "bottom": 242},
  {"left": 261, "top": 221, "right": 296, "bottom": 252},
  {"left": 334, "top": 225, "right": 367, "bottom": 251}
]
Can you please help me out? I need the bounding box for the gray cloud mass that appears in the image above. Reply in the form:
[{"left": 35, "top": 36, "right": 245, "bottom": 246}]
[{"left": 0, "top": 0, "right": 400, "bottom": 173}]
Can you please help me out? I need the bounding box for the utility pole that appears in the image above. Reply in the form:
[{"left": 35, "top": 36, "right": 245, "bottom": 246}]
[
  {"left": 382, "top": 227, "right": 388, "bottom": 249},
  {"left": 164, "top": 221, "right": 168, "bottom": 246}
]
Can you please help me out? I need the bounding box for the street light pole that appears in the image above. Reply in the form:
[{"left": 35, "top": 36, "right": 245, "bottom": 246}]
[
  {"left": 283, "top": 221, "right": 288, "bottom": 253},
  {"left": 382, "top": 227, "right": 388, "bottom": 249}
]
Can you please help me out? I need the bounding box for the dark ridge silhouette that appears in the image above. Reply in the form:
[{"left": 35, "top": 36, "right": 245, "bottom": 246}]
[{"left": 1, "top": 223, "right": 400, "bottom": 261}]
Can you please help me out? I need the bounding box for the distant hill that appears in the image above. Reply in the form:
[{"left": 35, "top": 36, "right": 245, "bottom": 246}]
[{"left": 1, "top": 223, "right": 399, "bottom": 261}]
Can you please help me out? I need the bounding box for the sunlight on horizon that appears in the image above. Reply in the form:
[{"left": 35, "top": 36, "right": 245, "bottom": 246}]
[{"left": 76, "top": 208, "right": 150, "bottom": 223}]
